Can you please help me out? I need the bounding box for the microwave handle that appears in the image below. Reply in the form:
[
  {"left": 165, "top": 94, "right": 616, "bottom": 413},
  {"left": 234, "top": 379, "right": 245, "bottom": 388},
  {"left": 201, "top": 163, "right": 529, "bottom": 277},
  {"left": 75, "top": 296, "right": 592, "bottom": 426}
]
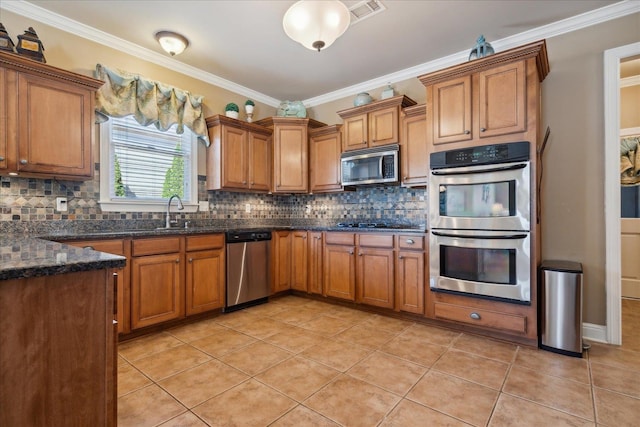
[
  {"left": 431, "top": 231, "right": 528, "bottom": 240},
  {"left": 431, "top": 163, "right": 527, "bottom": 176},
  {"left": 380, "top": 156, "right": 384, "bottom": 177}
]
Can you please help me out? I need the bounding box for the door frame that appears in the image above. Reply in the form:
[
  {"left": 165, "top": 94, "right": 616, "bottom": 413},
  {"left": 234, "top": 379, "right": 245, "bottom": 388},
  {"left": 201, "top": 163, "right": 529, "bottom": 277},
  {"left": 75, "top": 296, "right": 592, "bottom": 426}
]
[{"left": 604, "top": 42, "right": 640, "bottom": 345}]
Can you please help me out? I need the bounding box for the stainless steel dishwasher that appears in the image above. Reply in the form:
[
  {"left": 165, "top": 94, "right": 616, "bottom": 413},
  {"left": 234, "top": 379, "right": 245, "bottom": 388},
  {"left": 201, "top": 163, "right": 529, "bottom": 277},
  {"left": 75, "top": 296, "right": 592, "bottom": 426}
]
[{"left": 225, "top": 230, "right": 271, "bottom": 312}]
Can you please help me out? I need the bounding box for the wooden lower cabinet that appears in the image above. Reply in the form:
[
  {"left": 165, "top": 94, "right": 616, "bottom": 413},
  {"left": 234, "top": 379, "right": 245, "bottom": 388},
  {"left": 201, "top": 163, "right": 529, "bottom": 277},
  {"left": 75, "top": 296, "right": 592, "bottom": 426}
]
[
  {"left": 396, "top": 235, "right": 426, "bottom": 314},
  {"left": 356, "top": 234, "right": 395, "bottom": 309},
  {"left": 185, "top": 234, "right": 226, "bottom": 315},
  {"left": 307, "top": 231, "right": 323, "bottom": 294},
  {"left": 323, "top": 233, "right": 356, "bottom": 301},
  {"left": 0, "top": 269, "right": 116, "bottom": 426},
  {"left": 131, "top": 236, "right": 185, "bottom": 330},
  {"left": 291, "top": 230, "right": 308, "bottom": 291},
  {"left": 272, "top": 230, "right": 292, "bottom": 293}
]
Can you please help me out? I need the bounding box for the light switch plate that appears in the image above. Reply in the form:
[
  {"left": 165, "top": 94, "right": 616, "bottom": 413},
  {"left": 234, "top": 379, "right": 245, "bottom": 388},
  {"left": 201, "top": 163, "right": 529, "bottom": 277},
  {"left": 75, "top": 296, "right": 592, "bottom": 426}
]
[
  {"left": 198, "top": 200, "right": 209, "bottom": 211},
  {"left": 245, "top": 203, "right": 251, "bottom": 213},
  {"left": 56, "top": 197, "right": 68, "bottom": 212}
]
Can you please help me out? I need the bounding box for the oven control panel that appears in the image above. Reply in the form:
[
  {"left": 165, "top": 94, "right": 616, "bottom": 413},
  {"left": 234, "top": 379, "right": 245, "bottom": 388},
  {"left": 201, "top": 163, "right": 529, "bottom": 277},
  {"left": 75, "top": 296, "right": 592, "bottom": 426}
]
[{"left": 430, "top": 141, "right": 530, "bottom": 169}]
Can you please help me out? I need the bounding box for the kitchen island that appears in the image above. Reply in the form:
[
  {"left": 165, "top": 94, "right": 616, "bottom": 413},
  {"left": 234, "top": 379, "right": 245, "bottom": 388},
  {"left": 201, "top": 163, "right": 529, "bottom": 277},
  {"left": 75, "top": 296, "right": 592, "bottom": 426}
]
[{"left": 0, "top": 236, "right": 125, "bottom": 427}]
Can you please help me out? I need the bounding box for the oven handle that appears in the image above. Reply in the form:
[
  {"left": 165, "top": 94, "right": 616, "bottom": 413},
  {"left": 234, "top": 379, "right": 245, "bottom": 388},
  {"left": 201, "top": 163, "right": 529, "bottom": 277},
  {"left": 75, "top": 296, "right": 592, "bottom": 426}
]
[
  {"left": 431, "top": 231, "right": 528, "bottom": 240},
  {"left": 431, "top": 163, "right": 527, "bottom": 176}
]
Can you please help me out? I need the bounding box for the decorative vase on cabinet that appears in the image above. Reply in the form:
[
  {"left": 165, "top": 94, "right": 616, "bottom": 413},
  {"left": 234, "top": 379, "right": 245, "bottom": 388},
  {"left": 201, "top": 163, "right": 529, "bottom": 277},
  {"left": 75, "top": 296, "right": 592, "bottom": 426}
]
[{"left": 354, "top": 92, "right": 373, "bottom": 107}]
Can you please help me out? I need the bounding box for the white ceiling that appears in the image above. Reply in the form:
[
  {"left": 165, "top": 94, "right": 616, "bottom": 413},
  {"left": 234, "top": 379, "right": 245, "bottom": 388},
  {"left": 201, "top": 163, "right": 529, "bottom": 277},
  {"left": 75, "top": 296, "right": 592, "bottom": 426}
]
[{"left": 2, "top": 0, "right": 635, "bottom": 106}]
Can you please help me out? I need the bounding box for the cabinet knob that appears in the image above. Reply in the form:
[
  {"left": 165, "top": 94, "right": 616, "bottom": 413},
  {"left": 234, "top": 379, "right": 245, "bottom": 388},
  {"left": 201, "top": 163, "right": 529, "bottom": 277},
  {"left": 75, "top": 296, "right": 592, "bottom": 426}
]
[
  {"left": 250, "top": 181, "right": 254, "bottom": 185},
  {"left": 175, "top": 258, "right": 180, "bottom": 264},
  {"left": 243, "top": 181, "right": 247, "bottom": 184},
  {"left": 470, "top": 312, "right": 481, "bottom": 320},
  {"left": 406, "top": 239, "right": 414, "bottom": 244},
  {"left": 20, "top": 159, "right": 28, "bottom": 165},
  {"left": 480, "top": 127, "right": 486, "bottom": 132},
  {"left": 362, "top": 141, "right": 367, "bottom": 144},
  {"left": 349, "top": 250, "right": 354, "bottom": 255},
  {"left": 189, "top": 258, "right": 193, "bottom": 263},
  {"left": 398, "top": 255, "right": 403, "bottom": 259},
  {"left": 358, "top": 252, "right": 363, "bottom": 256},
  {"left": 0, "top": 156, "right": 4, "bottom": 161},
  {"left": 464, "top": 130, "right": 470, "bottom": 135}
]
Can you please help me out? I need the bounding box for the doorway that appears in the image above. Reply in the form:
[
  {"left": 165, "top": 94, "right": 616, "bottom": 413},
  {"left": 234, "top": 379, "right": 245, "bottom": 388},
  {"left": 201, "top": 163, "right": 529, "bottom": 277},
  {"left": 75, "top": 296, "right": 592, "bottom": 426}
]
[{"left": 604, "top": 42, "right": 640, "bottom": 345}]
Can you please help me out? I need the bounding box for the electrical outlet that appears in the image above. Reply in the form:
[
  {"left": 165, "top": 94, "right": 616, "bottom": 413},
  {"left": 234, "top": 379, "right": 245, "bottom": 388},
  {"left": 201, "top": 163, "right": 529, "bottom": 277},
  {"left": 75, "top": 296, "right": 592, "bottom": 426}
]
[
  {"left": 245, "top": 203, "right": 251, "bottom": 213},
  {"left": 56, "top": 197, "right": 68, "bottom": 212},
  {"left": 305, "top": 204, "right": 311, "bottom": 214},
  {"left": 198, "top": 200, "right": 209, "bottom": 211}
]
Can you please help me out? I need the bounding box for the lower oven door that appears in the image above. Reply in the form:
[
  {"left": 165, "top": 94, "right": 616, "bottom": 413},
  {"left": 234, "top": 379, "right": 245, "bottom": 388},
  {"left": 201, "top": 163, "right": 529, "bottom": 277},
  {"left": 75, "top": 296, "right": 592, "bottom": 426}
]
[{"left": 429, "top": 229, "right": 531, "bottom": 303}]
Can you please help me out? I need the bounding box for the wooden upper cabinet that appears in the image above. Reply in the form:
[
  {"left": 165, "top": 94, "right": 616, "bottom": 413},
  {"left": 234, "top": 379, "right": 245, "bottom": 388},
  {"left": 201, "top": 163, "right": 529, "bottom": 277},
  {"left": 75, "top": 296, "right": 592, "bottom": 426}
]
[
  {"left": 338, "top": 95, "right": 416, "bottom": 152},
  {"left": 309, "top": 125, "right": 343, "bottom": 193},
  {"left": 0, "top": 51, "right": 103, "bottom": 180},
  {"left": 420, "top": 40, "right": 549, "bottom": 151},
  {"left": 255, "top": 116, "right": 326, "bottom": 194},
  {"left": 432, "top": 75, "right": 472, "bottom": 145},
  {"left": 206, "top": 115, "right": 272, "bottom": 192},
  {"left": 400, "top": 104, "right": 428, "bottom": 186}
]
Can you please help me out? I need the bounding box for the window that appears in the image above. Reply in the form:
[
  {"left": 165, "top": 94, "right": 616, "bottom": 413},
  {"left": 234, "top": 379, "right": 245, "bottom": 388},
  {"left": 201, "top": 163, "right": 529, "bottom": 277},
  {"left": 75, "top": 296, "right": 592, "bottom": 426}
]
[{"left": 99, "top": 115, "right": 198, "bottom": 212}]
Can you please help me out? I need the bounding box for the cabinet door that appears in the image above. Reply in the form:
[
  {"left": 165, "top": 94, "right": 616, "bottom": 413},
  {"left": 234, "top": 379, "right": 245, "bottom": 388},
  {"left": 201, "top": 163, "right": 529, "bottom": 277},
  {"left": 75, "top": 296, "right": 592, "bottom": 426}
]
[
  {"left": 400, "top": 110, "right": 428, "bottom": 186},
  {"left": 310, "top": 130, "right": 342, "bottom": 193},
  {"left": 248, "top": 131, "right": 271, "bottom": 191},
  {"left": 272, "top": 231, "right": 292, "bottom": 293},
  {"left": 131, "top": 253, "right": 184, "bottom": 329},
  {"left": 432, "top": 75, "right": 472, "bottom": 145},
  {"left": 291, "top": 231, "right": 308, "bottom": 292},
  {"left": 478, "top": 61, "right": 526, "bottom": 139},
  {"left": 369, "top": 106, "right": 399, "bottom": 147},
  {"left": 396, "top": 250, "right": 425, "bottom": 314},
  {"left": 221, "top": 125, "right": 248, "bottom": 188},
  {"left": 342, "top": 114, "right": 368, "bottom": 151},
  {"left": 273, "top": 124, "right": 308, "bottom": 192},
  {"left": 0, "top": 67, "right": 7, "bottom": 171},
  {"left": 357, "top": 248, "right": 394, "bottom": 309},
  {"left": 16, "top": 72, "right": 93, "bottom": 178},
  {"left": 308, "top": 232, "right": 323, "bottom": 295},
  {"left": 323, "top": 244, "right": 356, "bottom": 301},
  {"left": 186, "top": 248, "right": 225, "bottom": 315}
]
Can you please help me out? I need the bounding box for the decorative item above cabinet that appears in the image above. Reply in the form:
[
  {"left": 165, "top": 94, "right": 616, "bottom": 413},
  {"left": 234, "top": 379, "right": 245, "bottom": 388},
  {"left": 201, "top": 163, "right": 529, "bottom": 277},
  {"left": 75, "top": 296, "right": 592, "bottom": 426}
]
[
  {"left": 0, "top": 51, "right": 104, "bottom": 180},
  {"left": 337, "top": 94, "right": 416, "bottom": 152}
]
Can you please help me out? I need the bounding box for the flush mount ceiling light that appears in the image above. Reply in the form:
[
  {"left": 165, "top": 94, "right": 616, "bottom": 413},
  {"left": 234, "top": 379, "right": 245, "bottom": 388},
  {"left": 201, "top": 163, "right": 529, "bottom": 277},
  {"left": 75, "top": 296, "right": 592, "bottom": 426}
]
[
  {"left": 155, "top": 31, "right": 189, "bottom": 56},
  {"left": 283, "top": 0, "right": 351, "bottom": 52}
]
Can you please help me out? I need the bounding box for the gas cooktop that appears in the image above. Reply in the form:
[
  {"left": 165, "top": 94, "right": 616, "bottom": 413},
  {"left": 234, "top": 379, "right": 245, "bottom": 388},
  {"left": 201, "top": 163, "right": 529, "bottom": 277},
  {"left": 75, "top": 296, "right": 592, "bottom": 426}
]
[{"left": 336, "top": 222, "right": 409, "bottom": 229}]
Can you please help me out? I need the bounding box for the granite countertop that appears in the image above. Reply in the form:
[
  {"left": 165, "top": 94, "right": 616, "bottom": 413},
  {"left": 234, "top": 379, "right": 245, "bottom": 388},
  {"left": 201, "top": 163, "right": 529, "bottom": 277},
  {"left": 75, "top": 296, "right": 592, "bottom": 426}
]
[
  {"left": 0, "top": 236, "right": 126, "bottom": 281},
  {"left": 1, "top": 223, "right": 426, "bottom": 281}
]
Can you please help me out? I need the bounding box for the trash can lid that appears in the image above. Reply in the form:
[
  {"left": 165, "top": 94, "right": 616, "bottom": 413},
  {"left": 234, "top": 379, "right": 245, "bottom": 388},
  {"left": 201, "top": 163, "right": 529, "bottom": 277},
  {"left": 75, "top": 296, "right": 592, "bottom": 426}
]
[{"left": 540, "top": 260, "right": 582, "bottom": 273}]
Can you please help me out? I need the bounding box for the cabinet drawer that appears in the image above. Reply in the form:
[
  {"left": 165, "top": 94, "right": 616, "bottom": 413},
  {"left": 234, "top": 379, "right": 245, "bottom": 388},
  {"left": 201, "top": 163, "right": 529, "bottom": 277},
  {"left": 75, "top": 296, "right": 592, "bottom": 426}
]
[
  {"left": 132, "top": 237, "right": 181, "bottom": 256},
  {"left": 358, "top": 233, "right": 394, "bottom": 248},
  {"left": 186, "top": 234, "right": 224, "bottom": 251},
  {"left": 434, "top": 302, "right": 527, "bottom": 334},
  {"left": 397, "top": 235, "right": 425, "bottom": 250},
  {"left": 325, "top": 232, "right": 355, "bottom": 245},
  {"left": 66, "top": 239, "right": 126, "bottom": 255}
]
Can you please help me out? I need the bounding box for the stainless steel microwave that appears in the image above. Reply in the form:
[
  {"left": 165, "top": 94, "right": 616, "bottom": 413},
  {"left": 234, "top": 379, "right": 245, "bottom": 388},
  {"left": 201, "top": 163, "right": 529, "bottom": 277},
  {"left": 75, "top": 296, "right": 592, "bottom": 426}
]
[{"left": 341, "top": 144, "right": 399, "bottom": 186}]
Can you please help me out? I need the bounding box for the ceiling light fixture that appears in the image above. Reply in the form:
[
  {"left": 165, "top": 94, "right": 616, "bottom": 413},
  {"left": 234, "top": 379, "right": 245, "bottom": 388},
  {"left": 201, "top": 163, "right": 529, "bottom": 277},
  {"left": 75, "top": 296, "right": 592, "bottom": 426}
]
[
  {"left": 283, "top": 0, "right": 351, "bottom": 52},
  {"left": 155, "top": 31, "right": 189, "bottom": 56}
]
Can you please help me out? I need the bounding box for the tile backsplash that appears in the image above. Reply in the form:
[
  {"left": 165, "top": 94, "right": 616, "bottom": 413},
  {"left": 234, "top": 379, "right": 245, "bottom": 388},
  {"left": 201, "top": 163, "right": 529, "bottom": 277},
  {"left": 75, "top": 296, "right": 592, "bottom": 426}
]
[{"left": 0, "top": 167, "right": 427, "bottom": 234}]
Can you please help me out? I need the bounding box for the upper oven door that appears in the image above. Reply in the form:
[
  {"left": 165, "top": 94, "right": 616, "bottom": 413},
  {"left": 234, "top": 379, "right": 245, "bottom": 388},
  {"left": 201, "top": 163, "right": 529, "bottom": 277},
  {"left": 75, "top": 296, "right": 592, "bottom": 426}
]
[{"left": 429, "top": 161, "right": 530, "bottom": 231}]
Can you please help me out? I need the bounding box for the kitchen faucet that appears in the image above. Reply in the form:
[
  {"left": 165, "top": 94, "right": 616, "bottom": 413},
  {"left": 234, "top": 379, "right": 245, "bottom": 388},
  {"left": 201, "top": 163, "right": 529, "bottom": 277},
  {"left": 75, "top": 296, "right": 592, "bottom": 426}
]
[{"left": 165, "top": 194, "right": 184, "bottom": 228}]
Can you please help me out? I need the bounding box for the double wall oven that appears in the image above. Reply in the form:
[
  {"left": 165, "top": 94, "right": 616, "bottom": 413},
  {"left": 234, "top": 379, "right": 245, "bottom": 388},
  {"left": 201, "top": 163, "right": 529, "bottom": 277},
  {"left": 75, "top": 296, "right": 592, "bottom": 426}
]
[{"left": 429, "top": 141, "right": 532, "bottom": 304}]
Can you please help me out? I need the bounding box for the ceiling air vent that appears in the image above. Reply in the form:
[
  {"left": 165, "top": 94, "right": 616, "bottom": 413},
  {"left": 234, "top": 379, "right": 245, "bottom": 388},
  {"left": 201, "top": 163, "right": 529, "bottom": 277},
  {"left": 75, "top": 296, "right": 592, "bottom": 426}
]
[{"left": 349, "top": 0, "right": 386, "bottom": 25}]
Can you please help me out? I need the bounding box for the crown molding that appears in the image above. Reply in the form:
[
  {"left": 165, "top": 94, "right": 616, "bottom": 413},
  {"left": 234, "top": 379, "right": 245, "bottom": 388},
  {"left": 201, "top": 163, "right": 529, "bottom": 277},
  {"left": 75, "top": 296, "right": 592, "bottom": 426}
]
[{"left": 2, "top": 0, "right": 638, "bottom": 108}]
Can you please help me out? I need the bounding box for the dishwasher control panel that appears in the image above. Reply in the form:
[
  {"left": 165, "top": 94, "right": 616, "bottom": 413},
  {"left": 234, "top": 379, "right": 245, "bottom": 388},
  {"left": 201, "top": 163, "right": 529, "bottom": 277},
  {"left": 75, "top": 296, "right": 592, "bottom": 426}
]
[{"left": 226, "top": 230, "right": 272, "bottom": 243}]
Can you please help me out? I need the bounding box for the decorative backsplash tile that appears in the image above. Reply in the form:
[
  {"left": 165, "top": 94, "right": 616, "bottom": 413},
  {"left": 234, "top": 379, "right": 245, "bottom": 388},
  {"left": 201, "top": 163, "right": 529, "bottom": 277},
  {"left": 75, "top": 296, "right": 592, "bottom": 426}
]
[{"left": 0, "top": 166, "right": 427, "bottom": 234}]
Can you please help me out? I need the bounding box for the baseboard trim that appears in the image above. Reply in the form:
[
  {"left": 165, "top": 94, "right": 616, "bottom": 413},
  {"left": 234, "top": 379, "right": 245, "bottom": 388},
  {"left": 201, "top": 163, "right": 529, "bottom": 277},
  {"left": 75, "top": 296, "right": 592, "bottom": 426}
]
[{"left": 583, "top": 322, "right": 608, "bottom": 343}]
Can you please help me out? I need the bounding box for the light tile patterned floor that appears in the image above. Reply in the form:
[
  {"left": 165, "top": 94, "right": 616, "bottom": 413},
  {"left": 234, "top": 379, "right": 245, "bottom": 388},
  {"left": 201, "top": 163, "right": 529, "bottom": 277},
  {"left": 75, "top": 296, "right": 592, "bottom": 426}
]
[{"left": 117, "top": 296, "right": 640, "bottom": 427}]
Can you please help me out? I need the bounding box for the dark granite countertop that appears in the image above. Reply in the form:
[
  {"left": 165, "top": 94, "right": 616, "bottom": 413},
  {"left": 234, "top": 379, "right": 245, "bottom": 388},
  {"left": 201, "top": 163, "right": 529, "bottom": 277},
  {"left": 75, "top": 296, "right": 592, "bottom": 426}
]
[{"left": 0, "top": 236, "right": 126, "bottom": 281}]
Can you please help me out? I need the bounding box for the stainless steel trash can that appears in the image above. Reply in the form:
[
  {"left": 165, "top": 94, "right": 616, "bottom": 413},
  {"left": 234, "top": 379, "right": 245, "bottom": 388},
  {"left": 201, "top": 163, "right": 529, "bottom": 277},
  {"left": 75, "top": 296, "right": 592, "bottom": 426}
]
[{"left": 539, "top": 260, "right": 583, "bottom": 358}]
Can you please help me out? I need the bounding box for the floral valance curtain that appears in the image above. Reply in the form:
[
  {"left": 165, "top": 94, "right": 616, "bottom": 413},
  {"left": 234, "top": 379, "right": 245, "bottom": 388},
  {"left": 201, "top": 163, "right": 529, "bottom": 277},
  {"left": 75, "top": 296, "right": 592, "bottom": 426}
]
[
  {"left": 620, "top": 136, "right": 640, "bottom": 186},
  {"left": 94, "top": 64, "right": 209, "bottom": 146}
]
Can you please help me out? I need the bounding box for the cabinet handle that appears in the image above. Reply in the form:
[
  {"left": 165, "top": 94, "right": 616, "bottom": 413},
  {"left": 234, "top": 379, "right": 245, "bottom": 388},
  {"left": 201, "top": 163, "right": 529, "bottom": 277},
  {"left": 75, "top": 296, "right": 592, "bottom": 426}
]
[
  {"left": 406, "top": 239, "right": 414, "bottom": 244},
  {"left": 464, "top": 130, "right": 470, "bottom": 135},
  {"left": 20, "top": 159, "right": 28, "bottom": 165},
  {"left": 480, "top": 127, "right": 486, "bottom": 132},
  {"left": 470, "top": 312, "right": 481, "bottom": 320},
  {"left": 189, "top": 258, "right": 193, "bottom": 263},
  {"left": 175, "top": 258, "right": 180, "bottom": 263}
]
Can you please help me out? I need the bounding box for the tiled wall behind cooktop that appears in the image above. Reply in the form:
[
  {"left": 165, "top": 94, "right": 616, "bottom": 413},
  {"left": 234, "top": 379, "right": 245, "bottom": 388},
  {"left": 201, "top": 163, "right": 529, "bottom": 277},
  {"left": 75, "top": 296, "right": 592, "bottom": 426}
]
[{"left": 0, "top": 166, "right": 427, "bottom": 233}]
